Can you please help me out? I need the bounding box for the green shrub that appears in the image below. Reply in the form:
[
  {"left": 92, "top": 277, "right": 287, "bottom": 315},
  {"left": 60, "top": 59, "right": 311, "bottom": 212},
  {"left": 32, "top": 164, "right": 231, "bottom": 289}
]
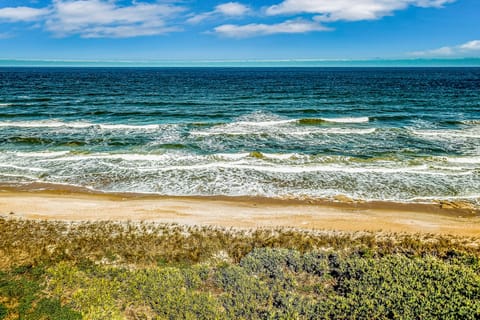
[
  {"left": 2, "top": 218, "right": 480, "bottom": 319},
  {"left": 0, "top": 303, "right": 7, "bottom": 320}
]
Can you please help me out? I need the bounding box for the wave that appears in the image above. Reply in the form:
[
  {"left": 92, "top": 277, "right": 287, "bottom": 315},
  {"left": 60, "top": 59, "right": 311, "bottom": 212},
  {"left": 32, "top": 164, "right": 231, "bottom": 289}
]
[
  {"left": 0, "top": 103, "right": 11, "bottom": 107},
  {"left": 0, "top": 120, "right": 162, "bottom": 130},
  {"left": 38, "top": 153, "right": 174, "bottom": 162},
  {"left": 190, "top": 128, "right": 376, "bottom": 136},
  {"left": 35, "top": 160, "right": 463, "bottom": 176},
  {"left": 219, "top": 112, "right": 370, "bottom": 128},
  {"left": 4, "top": 136, "right": 136, "bottom": 147},
  {"left": 435, "top": 119, "right": 480, "bottom": 126},
  {"left": 445, "top": 156, "right": 480, "bottom": 164},
  {"left": 0, "top": 163, "right": 46, "bottom": 172},
  {"left": 0, "top": 114, "right": 370, "bottom": 134},
  {"left": 297, "top": 118, "right": 326, "bottom": 125},
  {"left": 233, "top": 119, "right": 294, "bottom": 127},
  {"left": 36, "top": 151, "right": 309, "bottom": 163},
  {"left": 297, "top": 117, "right": 370, "bottom": 125},
  {"left": 462, "top": 120, "right": 480, "bottom": 125},
  {"left": 145, "top": 163, "right": 434, "bottom": 174},
  {"left": 2, "top": 150, "right": 478, "bottom": 203},
  {"left": 27, "top": 151, "right": 473, "bottom": 175},
  {"left": 9, "top": 151, "right": 479, "bottom": 173},
  {"left": 317, "top": 117, "right": 369, "bottom": 123},
  {"left": 14, "top": 151, "right": 71, "bottom": 158},
  {"left": 201, "top": 117, "right": 370, "bottom": 130},
  {"left": 412, "top": 129, "right": 480, "bottom": 139},
  {"left": 0, "top": 173, "right": 37, "bottom": 180}
]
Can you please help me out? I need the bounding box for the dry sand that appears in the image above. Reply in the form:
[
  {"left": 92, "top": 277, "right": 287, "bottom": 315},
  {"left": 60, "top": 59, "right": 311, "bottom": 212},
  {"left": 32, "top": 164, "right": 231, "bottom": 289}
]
[{"left": 1, "top": 189, "right": 479, "bottom": 236}]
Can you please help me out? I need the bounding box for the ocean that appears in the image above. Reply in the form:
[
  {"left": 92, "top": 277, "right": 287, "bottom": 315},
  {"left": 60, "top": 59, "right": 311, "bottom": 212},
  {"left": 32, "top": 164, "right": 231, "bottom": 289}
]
[{"left": 0, "top": 67, "right": 479, "bottom": 205}]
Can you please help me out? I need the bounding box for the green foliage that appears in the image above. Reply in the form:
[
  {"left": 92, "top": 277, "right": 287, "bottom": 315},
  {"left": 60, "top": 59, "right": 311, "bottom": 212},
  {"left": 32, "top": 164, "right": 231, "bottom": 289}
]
[
  {"left": 330, "top": 255, "right": 480, "bottom": 319},
  {"left": 25, "top": 298, "right": 82, "bottom": 320},
  {"left": 1, "top": 218, "right": 480, "bottom": 319},
  {"left": 47, "top": 263, "right": 224, "bottom": 319},
  {"left": 215, "top": 264, "right": 273, "bottom": 319},
  {"left": 0, "top": 303, "right": 7, "bottom": 320},
  {"left": 0, "top": 265, "right": 80, "bottom": 320}
]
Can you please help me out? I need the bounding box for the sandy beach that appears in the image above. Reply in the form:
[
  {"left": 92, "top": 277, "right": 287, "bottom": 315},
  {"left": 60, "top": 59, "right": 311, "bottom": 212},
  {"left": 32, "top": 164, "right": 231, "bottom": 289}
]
[{"left": 1, "top": 188, "right": 479, "bottom": 236}]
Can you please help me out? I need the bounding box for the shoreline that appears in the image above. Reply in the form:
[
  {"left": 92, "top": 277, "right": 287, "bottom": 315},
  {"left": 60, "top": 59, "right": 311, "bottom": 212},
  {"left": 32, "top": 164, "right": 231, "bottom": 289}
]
[
  {"left": 1, "top": 182, "right": 479, "bottom": 214},
  {"left": 1, "top": 186, "right": 479, "bottom": 236}
]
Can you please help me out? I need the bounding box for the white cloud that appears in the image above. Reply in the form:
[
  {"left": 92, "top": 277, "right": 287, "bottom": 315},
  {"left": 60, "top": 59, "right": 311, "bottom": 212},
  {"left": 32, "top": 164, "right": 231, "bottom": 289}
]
[
  {"left": 0, "top": 0, "right": 458, "bottom": 39},
  {"left": 44, "top": 0, "right": 185, "bottom": 38},
  {"left": 214, "top": 18, "right": 329, "bottom": 38},
  {"left": 409, "top": 40, "right": 480, "bottom": 57},
  {"left": 459, "top": 40, "right": 480, "bottom": 51},
  {"left": 216, "top": 2, "right": 250, "bottom": 16},
  {"left": 210, "top": 0, "right": 455, "bottom": 38},
  {"left": 0, "top": 6, "right": 50, "bottom": 22},
  {"left": 266, "top": 0, "right": 455, "bottom": 22},
  {"left": 187, "top": 2, "right": 250, "bottom": 24}
]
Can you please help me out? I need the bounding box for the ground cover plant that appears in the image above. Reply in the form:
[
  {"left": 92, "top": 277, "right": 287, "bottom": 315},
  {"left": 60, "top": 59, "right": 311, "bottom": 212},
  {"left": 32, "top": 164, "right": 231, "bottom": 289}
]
[{"left": 1, "top": 217, "right": 479, "bottom": 319}]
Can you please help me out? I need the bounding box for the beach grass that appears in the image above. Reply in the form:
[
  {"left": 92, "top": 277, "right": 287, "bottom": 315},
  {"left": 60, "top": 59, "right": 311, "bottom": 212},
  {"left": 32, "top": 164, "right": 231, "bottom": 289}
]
[{"left": 1, "top": 217, "right": 480, "bottom": 319}]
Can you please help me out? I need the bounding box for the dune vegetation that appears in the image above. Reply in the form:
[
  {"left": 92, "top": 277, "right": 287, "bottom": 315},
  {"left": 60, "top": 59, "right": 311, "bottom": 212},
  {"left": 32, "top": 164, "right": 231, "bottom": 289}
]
[{"left": 1, "top": 217, "right": 480, "bottom": 319}]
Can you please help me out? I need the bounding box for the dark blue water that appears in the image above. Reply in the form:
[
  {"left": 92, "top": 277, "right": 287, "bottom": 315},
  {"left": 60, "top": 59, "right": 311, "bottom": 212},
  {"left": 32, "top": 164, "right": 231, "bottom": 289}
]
[{"left": 0, "top": 68, "right": 479, "bottom": 203}]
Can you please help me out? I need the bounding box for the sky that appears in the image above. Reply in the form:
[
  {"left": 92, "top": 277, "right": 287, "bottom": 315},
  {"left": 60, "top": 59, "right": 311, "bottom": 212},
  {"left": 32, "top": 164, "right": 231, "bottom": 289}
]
[{"left": 0, "top": 0, "right": 479, "bottom": 60}]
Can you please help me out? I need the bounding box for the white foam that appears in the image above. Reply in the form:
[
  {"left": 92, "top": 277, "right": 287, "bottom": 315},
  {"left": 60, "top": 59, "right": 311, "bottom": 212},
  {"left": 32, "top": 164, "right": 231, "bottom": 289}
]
[
  {"left": 40, "top": 153, "right": 172, "bottom": 162},
  {"left": 134, "top": 162, "right": 451, "bottom": 175},
  {"left": 261, "top": 153, "right": 301, "bottom": 160},
  {"left": 0, "top": 103, "right": 11, "bottom": 107},
  {"left": 234, "top": 119, "right": 294, "bottom": 126},
  {"left": 190, "top": 128, "right": 376, "bottom": 136},
  {"left": 445, "top": 156, "right": 480, "bottom": 164},
  {"left": 0, "top": 120, "right": 161, "bottom": 130},
  {"left": 212, "top": 115, "right": 369, "bottom": 129},
  {"left": 410, "top": 195, "right": 480, "bottom": 201},
  {"left": 98, "top": 124, "right": 159, "bottom": 130},
  {"left": 38, "top": 152, "right": 304, "bottom": 164},
  {"left": 462, "top": 120, "right": 480, "bottom": 125},
  {"left": 291, "top": 128, "right": 376, "bottom": 135},
  {"left": 0, "top": 173, "right": 37, "bottom": 180},
  {"left": 0, "top": 164, "right": 46, "bottom": 172},
  {"left": 412, "top": 129, "right": 480, "bottom": 139},
  {"left": 320, "top": 117, "right": 369, "bottom": 123},
  {"left": 0, "top": 120, "right": 92, "bottom": 128},
  {"left": 14, "top": 151, "right": 71, "bottom": 158},
  {"left": 215, "top": 153, "right": 251, "bottom": 160},
  {"left": 214, "top": 152, "right": 302, "bottom": 161}
]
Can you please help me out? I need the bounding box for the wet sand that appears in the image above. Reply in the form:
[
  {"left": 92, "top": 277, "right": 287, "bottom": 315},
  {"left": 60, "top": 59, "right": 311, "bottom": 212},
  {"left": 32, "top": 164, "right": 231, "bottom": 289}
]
[{"left": 0, "top": 188, "right": 479, "bottom": 236}]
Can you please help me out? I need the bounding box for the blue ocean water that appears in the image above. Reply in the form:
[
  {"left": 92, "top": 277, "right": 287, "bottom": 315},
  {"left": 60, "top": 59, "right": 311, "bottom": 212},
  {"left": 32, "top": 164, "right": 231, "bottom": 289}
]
[{"left": 0, "top": 67, "right": 479, "bottom": 204}]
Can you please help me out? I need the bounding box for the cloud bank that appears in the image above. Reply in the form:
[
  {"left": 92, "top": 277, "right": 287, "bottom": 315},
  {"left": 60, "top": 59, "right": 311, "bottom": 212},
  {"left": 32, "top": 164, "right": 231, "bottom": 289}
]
[
  {"left": 46, "top": 0, "right": 184, "bottom": 38},
  {"left": 0, "top": 6, "right": 50, "bottom": 22},
  {"left": 214, "top": 0, "right": 456, "bottom": 37},
  {"left": 0, "top": 0, "right": 458, "bottom": 39},
  {"left": 214, "top": 19, "right": 329, "bottom": 38},
  {"left": 409, "top": 40, "right": 480, "bottom": 57},
  {"left": 266, "top": 0, "right": 455, "bottom": 21},
  {"left": 187, "top": 2, "right": 250, "bottom": 24}
]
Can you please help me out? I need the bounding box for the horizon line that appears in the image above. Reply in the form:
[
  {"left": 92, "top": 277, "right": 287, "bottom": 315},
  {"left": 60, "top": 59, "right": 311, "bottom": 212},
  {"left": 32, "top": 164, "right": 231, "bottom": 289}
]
[{"left": 1, "top": 57, "right": 480, "bottom": 67}]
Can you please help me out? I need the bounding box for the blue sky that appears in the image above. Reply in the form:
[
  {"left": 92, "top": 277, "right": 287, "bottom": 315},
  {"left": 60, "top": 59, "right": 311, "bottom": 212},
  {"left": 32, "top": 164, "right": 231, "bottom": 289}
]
[{"left": 0, "top": 0, "right": 479, "bottom": 60}]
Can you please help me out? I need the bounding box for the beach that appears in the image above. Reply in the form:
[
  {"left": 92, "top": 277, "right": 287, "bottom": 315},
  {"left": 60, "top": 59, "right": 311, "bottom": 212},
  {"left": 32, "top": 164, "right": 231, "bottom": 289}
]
[
  {"left": 1, "top": 67, "right": 480, "bottom": 320},
  {"left": 2, "top": 188, "right": 479, "bottom": 236},
  {"left": 1, "top": 68, "right": 479, "bottom": 235},
  {"left": 1, "top": 68, "right": 479, "bottom": 208},
  {"left": 2, "top": 2, "right": 480, "bottom": 317}
]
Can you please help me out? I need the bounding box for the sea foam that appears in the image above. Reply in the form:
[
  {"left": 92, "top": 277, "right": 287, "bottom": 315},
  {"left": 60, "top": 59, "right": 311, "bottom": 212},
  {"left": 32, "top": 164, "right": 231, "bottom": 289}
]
[
  {"left": 0, "top": 120, "right": 161, "bottom": 130},
  {"left": 319, "top": 117, "right": 369, "bottom": 123}
]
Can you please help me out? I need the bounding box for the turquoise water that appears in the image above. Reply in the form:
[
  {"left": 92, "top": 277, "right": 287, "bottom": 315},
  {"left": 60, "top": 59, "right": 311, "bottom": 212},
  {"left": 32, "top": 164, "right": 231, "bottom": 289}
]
[
  {"left": 0, "top": 67, "right": 479, "bottom": 204},
  {"left": 1, "top": 58, "right": 480, "bottom": 67}
]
